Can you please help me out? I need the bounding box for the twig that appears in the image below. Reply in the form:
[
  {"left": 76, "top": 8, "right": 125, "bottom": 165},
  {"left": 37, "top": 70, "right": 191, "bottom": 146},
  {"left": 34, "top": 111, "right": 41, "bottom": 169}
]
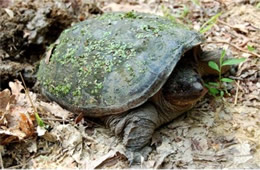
[
  {"left": 206, "top": 41, "right": 260, "bottom": 58},
  {"left": 41, "top": 118, "right": 71, "bottom": 122},
  {"left": 0, "top": 151, "right": 4, "bottom": 169},
  {"left": 218, "top": 20, "right": 235, "bottom": 29},
  {"left": 6, "top": 164, "right": 24, "bottom": 169},
  {"left": 234, "top": 80, "right": 240, "bottom": 105},
  {"left": 19, "top": 72, "right": 37, "bottom": 113}
]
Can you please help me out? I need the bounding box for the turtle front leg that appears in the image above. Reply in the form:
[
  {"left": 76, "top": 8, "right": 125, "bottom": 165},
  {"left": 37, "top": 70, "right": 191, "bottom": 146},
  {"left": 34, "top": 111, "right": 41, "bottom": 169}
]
[{"left": 104, "top": 103, "right": 160, "bottom": 164}]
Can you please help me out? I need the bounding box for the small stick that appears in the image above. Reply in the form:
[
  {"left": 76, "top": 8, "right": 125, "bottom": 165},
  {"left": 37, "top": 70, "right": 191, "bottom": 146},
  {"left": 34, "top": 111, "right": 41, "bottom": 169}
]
[
  {"left": 206, "top": 41, "right": 260, "bottom": 58},
  {"left": 19, "top": 72, "right": 37, "bottom": 114},
  {"left": 0, "top": 151, "right": 4, "bottom": 169},
  {"left": 41, "top": 118, "right": 71, "bottom": 122}
]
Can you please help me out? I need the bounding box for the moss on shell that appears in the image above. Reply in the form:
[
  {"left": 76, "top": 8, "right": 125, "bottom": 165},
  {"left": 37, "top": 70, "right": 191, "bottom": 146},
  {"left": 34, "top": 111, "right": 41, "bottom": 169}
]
[{"left": 37, "top": 12, "right": 202, "bottom": 109}]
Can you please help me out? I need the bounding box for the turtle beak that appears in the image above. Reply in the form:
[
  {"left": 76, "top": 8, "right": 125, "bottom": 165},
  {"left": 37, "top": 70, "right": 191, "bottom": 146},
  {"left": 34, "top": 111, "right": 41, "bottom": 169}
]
[{"left": 168, "top": 85, "right": 208, "bottom": 107}]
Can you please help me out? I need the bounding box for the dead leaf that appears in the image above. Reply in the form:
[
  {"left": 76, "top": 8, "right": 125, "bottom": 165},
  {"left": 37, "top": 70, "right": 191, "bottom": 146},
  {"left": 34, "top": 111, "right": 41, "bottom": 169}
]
[
  {"left": 0, "top": 89, "right": 15, "bottom": 112},
  {"left": 19, "top": 113, "right": 34, "bottom": 136},
  {"left": 153, "top": 151, "right": 174, "bottom": 169},
  {"left": 39, "top": 101, "right": 71, "bottom": 120},
  {"left": 9, "top": 80, "right": 24, "bottom": 97},
  {"left": 27, "top": 140, "right": 37, "bottom": 153},
  {"left": 0, "top": 129, "right": 26, "bottom": 145},
  {"left": 102, "top": 2, "right": 161, "bottom": 15},
  {"left": 4, "top": 8, "right": 14, "bottom": 18},
  {"left": 0, "top": 81, "right": 36, "bottom": 145},
  {"left": 75, "top": 112, "right": 84, "bottom": 124},
  {"left": 42, "top": 131, "right": 57, "bottom": 142},
  {"left": 50, "top": 124, "right": 82, "bottom": 149},
  {"left": 88, "top": 150, "right": 126, "bottom": 169},
  {"left": 233, "top": 24, "right": 249, "bottom": 34}
]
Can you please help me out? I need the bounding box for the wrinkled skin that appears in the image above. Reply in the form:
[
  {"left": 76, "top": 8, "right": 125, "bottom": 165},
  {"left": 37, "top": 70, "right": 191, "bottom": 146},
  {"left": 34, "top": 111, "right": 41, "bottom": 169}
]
[
  {"left": 104, "top": 49, "right": 229, "bottom": 164},
  {"left": 37, "top": 12, "right": 232, "bottom": 165}
]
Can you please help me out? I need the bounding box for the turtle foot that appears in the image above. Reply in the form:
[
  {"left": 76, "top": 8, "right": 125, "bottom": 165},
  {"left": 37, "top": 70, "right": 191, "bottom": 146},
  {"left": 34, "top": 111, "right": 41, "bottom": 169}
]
[
  {"left": 104, "top": 103, "right": 159, "bottom": 165},
  {"left": 126, "top": 146, "right": 152, "bottom": 165}
]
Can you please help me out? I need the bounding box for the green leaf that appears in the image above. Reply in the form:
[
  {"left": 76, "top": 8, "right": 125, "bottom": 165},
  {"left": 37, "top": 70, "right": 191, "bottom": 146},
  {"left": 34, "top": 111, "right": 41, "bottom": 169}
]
[
  {"left": 247, "top": 45, "right": 256, "bottom": 52},
  {"left": 200, "top": 13, "right": 221, "bottom": 34},
  {"left": 222, "top": 58, "right": 246, "bottom": 66},
  {"left": 200, "top": 25, "right": 214, "bottom": 34},
  {"left": 257, "top": 2, "right": 260, "bottom": 8},
  {"left": 208, "top": 82, "right": 220, "bottom": 87},
  {"left": 35, "top": 112, "right": 45, "bottom": 127},
  {"left": 220, "top": 90, "right": 224, "bottom": 97},
  {"left": 181, "top": 5, "right": 189, "bottom": 18},
  {"left": 208, "top": 87, "right": 219, "bottom": 96},
  {"left": 162, "top": 5, "right": 176, "bottom": 23},
  {"left": 208, "top": 61, "right": 220, "bottom": 72},
  {"left": 221, "top": 78, "right": 234, "bottom": 83},
  {"left": 219, "top": 49, "right": 226, "bottom": 66}
]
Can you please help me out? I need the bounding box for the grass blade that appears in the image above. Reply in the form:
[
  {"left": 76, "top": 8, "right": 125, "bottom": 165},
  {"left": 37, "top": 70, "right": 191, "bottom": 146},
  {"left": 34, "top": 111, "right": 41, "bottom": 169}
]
[
  {"left": 200, "top": 12, "right": 221, "bottom": 34},
  {"left": 35, "top": 112, "right": 45, "bottom": 127}
]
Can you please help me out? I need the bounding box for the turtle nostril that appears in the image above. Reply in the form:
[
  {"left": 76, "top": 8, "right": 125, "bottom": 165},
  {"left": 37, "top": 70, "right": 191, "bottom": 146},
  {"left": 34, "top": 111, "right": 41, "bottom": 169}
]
[{"left": 193, "top": 82, "right": 203, "bottom": 92}]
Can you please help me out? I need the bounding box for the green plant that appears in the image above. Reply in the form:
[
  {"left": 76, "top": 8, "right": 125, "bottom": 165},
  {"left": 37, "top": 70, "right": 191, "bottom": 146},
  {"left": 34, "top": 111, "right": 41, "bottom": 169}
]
[
  {"left": 199, "top": 12, "right": 221, "bottom": 34},
  {"left": 19, "top": 72, "right": 45, "bottom": 128},
  {"left": 162, "top": 5, "right": 190, "bottom": 20},
  {"left": 182, "top": 5, "right": 190, "bottom": 18},
  {"left": 161, "top": 5, "right": 177, "bottom": 23},
  {"left": 257, "top": 2, "right": 260, "bottom": 8},
  {"left": 247, "top": 45, "right": 256, "bottom": 52},
  {"left": 204, "top": 50, "right": 246, "bottom": 97}
]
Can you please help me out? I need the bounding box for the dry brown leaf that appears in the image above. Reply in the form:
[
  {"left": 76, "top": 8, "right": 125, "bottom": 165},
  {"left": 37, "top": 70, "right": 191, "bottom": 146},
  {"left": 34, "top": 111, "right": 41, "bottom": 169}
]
[
  {"left": 233, "top": 24, "right": 249, "bottom": 34},
  {"left": 50, "top": 124, "right": 82, "bottom": 149},
  {"left": 19, "top": 113, "right": 34, "bottom": 136},
  {"left": 39, "top": 101, "right": 72, "bottom": 120},
  {"left": 0, "top": 129, "right": 26, "bottom": 145},
  {"left": 0, "top": 89, "right": 15, "bottom": 112},
  {"left": 4, "top": 8, "right": 14, "bottom": 18},
  {"left": 9, "top": 80, "right": 24, "bottom": 97},
  {"left": 102, "top": 2, "right": 160, "bottom": 15},
  {"left": 88, "top": 150, "right": 126, "bottom": 169},
  {"left": 0, "top": 80, "right": 37, "bottom": 145},
  {"left": 75, "top": 112, "right": 84, "bottom": 124},
  {"left": 0, "top": 133, "right": 19, "bottom": 145},
  {"left": 153, "top": 151, "right": 174, "bottom": 169}
]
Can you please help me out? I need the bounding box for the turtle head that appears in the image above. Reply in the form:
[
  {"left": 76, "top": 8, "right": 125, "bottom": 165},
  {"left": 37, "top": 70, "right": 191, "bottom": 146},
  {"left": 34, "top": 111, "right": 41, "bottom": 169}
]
[{"left": 162, "top": 60, "right": 207, "bottom": 107}]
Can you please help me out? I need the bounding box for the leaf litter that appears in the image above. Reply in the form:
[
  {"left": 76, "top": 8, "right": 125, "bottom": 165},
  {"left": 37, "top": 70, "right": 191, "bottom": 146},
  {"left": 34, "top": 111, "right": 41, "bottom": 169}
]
[{"left": 1, "top": 0, "right": 260, "bottom": 169}]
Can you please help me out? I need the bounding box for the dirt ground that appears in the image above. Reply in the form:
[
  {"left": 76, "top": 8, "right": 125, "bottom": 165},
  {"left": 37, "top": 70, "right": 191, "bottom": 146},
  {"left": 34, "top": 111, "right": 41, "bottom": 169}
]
[{"left": 0, "top": 0, "right": 260, "bottom": 168}]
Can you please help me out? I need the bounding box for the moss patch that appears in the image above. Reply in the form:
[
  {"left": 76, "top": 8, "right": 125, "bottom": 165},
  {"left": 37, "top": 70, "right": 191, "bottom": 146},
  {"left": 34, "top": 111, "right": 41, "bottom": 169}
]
[{"left": 37, "top": 12, "right": 201, "bottom": 109}]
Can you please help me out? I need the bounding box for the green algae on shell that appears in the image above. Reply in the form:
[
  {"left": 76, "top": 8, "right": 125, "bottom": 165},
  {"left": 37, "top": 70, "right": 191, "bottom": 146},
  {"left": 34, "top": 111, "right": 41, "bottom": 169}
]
[{"left": 37, "top": 12, "right": 202, "bottom": 117}]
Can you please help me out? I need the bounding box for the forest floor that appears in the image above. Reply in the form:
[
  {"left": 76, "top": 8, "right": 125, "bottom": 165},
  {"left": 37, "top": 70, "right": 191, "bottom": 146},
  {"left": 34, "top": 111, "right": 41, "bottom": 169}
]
[{"left": 0, "top": 0, "right": 259, "bottom": 168}]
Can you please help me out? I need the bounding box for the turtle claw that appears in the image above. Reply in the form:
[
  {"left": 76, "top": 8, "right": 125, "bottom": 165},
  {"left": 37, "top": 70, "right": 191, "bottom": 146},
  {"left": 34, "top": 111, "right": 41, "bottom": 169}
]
[{"left": 126, "top": 146, "right": 152, "bottom": 165}]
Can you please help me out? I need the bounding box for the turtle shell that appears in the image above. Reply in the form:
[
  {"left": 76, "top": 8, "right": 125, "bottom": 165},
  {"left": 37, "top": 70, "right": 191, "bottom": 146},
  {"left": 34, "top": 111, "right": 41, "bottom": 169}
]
[{"left": 37, "top": 12, "right": 202, "bottom": 117}]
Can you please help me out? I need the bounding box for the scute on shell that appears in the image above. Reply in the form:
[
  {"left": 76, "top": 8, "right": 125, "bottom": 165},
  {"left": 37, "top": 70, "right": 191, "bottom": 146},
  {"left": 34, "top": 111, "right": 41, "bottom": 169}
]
[{"left": 37, "top": 12, "right": 202, "bottom": 117}]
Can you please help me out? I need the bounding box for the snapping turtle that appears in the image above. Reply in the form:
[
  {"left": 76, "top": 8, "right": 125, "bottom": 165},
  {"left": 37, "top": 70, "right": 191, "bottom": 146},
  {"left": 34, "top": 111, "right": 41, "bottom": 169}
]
[{"left": 37, "top": 12, "right": 229, "bottom": 163}]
